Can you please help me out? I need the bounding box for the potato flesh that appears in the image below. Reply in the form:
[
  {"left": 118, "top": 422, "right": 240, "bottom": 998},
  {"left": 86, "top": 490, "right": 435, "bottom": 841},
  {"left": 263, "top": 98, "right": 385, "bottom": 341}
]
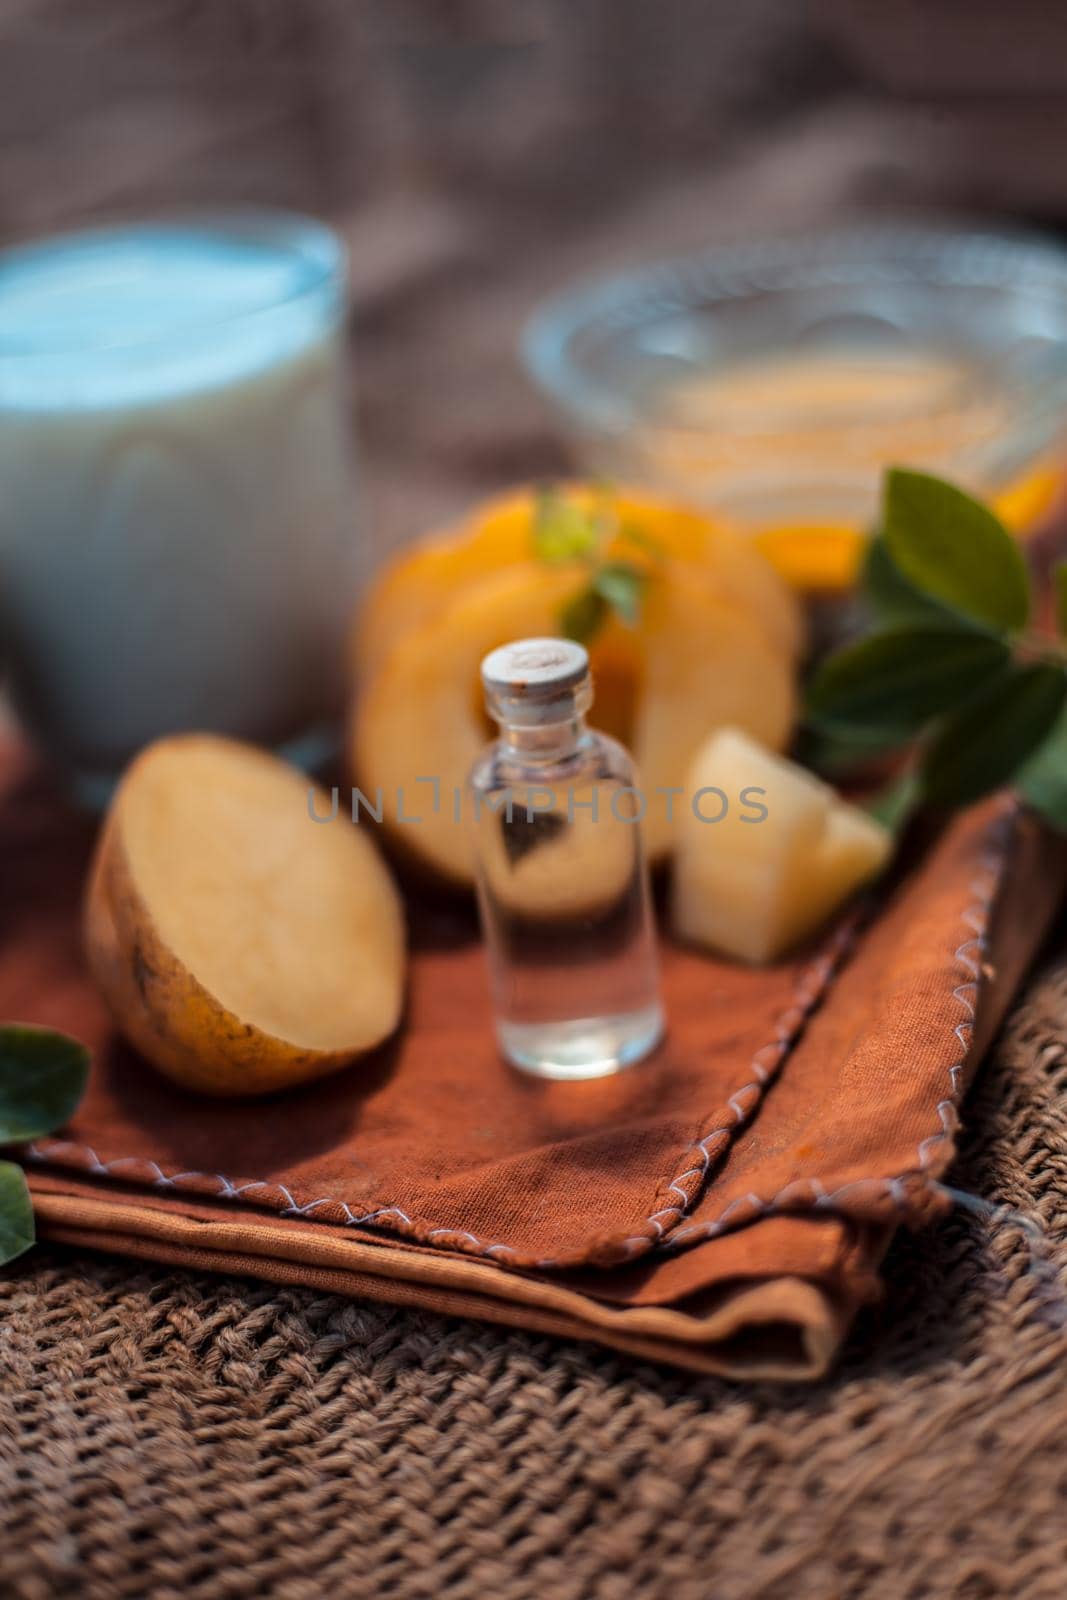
[
  {"left": 120, "top": 738, "right": 404, "bottom": 1052},
  {"left": 354, "top": 560, "right": 796, "bottom": 883},
  {"left": 355, "top": 563, "right": 576, "bottom": 882},
  {"left": 634, "top": 578, "right": 795, "bottom": 859},
  {"left": 671, "top": 727, "right": 892, "bottom": 965},
  {"left": 354, "top": 485, "right": 803, "bottom": 681},
  {"left": 473, "top": 781, "right": 639, "bottom": 919}
]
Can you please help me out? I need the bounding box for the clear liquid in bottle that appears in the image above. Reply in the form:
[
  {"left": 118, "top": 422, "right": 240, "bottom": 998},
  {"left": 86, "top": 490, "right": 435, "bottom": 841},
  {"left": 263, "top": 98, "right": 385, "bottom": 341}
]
[{"left": 468, "top": 638, "right": 664, "bottom": 1080}]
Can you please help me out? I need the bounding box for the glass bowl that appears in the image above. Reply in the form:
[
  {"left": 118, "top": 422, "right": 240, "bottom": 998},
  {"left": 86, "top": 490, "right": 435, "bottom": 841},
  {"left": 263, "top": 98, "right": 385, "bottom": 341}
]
[{"left": 523, "top": 226, "right": 1067, "bottom": 591}]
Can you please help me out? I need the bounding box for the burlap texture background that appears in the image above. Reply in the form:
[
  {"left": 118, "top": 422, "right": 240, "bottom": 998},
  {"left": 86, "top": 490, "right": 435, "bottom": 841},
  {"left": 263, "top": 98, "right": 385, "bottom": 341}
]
[
  {"left": 3, "top": 7, "right": 1067, "bottom": 1592},
  {"left": 2, "top": 949, "right": 1066, "bottom": 1600}
]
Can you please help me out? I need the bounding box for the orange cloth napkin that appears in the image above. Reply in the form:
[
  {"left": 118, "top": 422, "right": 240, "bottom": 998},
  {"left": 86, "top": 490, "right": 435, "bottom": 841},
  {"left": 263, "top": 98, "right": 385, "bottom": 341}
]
[{"left": 5, "top": 743, "right": 1065, "bottom": 1378}]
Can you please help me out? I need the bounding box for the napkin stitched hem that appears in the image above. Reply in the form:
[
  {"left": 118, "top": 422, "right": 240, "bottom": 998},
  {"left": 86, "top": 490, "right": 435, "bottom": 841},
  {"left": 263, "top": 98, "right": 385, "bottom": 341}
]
[
  {"left": 665, "top": 803, "right": 1011, "bottom": 1249},
  {"left": 20, "top": 917, "right": 865, "bottom": 1271},
  {"left": 18, "top": 804, "right": 1015, "bottom": 1272}
]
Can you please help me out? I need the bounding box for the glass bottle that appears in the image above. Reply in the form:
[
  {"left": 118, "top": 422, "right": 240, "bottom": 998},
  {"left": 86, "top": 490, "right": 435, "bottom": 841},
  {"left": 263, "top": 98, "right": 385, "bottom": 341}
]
[{"left": 468, "top": 637, "right": 664, "bottom": 1080}]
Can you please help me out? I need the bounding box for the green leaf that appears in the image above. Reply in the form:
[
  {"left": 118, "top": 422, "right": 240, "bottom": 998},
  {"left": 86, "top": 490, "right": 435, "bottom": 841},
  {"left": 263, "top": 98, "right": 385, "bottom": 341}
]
[
  {"left": 614, "top": 520, "right": 664, "bottom": 562},
  {"left": 883, "top": 468, "right": 1031, "bottom": 634},
  {"left": 0, "top": 1161, "right": 34, "bottom": 1267},
  {"left": 0, "top": 1024, "right": 90, "bottom": 1143},
  {"left": 532, "top": 488, "right": 601, "bottom": 566},
  {"left": 866, "top": 768, "right": 923, "bottom": 835},
  {"left": 862, "top": 533, "right": 964, "bottom": 626},
  {"left": 1055, "top": 562, "right": 1067, "bottom": 639},
  {"left": 1017, "top": 707, "right": 1067, "bottom": 829},
  {"left": 560, "top": 585, "right": 608, "bottom": 645},
  {"left": 792, "top": 723, "right": 902, "bottom": 781},
  {"left": 807, "top": 626, "right": 1012, "bottom": 739},
  {"left": 922, "top": 662, "right": 1067, "bottom": 808},
  {"left": 593, "top": 561, "right": 646, "bottom": 627}
]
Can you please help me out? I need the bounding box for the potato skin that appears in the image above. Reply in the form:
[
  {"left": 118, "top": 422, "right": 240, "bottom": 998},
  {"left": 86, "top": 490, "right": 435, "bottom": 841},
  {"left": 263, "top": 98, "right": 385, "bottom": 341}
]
[{"left": 84, "top": 808, "right": 394, "bottom": 1098}]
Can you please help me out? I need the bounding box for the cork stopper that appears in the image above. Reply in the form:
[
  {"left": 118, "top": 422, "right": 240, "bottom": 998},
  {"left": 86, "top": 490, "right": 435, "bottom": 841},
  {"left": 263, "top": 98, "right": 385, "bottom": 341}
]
[{"left": 480, "top": 637, "right": 593, "bottom": 726}]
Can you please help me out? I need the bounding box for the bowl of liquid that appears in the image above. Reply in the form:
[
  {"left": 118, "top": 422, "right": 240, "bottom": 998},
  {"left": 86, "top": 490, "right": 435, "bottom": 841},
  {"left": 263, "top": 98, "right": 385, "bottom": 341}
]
[{"left": 523, "top": 226, "right": 1067, "bottom": 593}]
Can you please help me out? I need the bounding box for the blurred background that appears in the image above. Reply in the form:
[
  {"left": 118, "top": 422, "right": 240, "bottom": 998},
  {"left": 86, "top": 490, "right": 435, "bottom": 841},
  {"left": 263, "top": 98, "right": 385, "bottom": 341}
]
[{"left": 4, "top": 0, "right": 1066, "bottom": 547}]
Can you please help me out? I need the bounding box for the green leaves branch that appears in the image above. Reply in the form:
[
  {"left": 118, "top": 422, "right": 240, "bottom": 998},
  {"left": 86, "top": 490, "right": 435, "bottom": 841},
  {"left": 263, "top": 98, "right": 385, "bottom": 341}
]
[
  {"left": 807, "top": 468, "right": 1067, "bottom": 829},
  {"left": 0, "top": 1025, "right": 90, "bottom": 1267},
  {"left": 532, "top": 486, "right": 657, "bottom": 645}
]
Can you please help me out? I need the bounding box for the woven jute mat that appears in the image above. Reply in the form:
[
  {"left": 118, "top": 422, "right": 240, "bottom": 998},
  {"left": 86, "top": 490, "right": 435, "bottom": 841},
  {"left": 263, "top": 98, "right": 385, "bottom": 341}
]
[{"left": 2, "top": 944, "right": 1065, "bottom": 1600}]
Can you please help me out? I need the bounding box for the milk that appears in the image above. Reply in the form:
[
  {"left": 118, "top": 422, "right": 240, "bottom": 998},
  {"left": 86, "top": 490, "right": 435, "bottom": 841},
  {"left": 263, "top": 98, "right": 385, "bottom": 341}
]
[{"left": 0, "top": 217, "right": 359, "bottom": 795}]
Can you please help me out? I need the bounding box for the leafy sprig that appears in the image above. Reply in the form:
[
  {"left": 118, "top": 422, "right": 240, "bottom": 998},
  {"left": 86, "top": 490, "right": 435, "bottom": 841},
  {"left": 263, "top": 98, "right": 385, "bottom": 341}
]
[
  {"left": 0, "top": 1025, "right": 90, "bottom": 1266},
  {"left": 807, "top": 468, "right": 1067, "bottom": 829},
  {"left": 532, "top": 487, "right": 656, "bottom": 645}
]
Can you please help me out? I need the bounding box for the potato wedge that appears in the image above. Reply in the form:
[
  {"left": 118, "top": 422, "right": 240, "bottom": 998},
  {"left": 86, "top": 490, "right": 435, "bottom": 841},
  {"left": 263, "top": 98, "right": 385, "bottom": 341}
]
[
  {"left": 85, "top": 734, "right": 405, "bottom": 1096},
  {"left": 671, "top": 727, "right": 892, "bottom": 964}
]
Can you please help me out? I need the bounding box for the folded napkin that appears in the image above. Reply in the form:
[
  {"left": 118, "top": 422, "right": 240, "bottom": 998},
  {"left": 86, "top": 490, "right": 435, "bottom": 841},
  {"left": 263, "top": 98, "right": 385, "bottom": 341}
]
[{"left": 5, "top": 742, "right": 1066, "bottom": 1379}]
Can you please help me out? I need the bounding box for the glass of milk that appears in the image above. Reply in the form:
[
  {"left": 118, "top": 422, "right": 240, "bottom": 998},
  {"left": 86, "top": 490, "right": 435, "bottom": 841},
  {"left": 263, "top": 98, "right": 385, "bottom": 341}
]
[{"left": 0, "top": 213, "right": 359, "bottom": 801}]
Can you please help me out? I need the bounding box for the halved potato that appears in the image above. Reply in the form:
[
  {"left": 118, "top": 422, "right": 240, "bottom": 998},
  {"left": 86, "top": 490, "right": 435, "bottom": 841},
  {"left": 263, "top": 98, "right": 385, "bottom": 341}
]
[
  {"left": 633, "top": 569, "right": 796, "bottom": 859},
  {"left": 354, "top": 563, "right": 576, "bottom": 884},
  {"left": 353, "top": 484, "right": 803, "bottom": 679},
  {"left": 352, "top": 559, "right": 796, "bottom": 883},
  {"left": 85, "top": 735, "right": 405, "bottom": 1096}
]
